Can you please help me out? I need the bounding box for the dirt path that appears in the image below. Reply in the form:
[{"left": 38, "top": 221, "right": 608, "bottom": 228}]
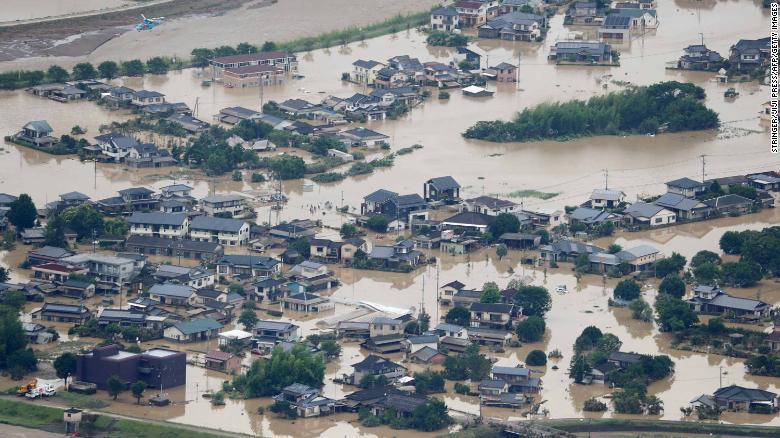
[{"left": 0, "top": 0, "right": 175, "bottom": 28}]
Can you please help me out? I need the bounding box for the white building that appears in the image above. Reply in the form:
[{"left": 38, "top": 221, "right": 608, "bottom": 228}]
[
  {"left": 189, "top": 216, "right": 250, "bottom": 246},
  {"left": 128, "top": 212, "right": 189, "bottom": 239},
  {"left": 200, "top": 194, "right": 249, "bottom": 217}
]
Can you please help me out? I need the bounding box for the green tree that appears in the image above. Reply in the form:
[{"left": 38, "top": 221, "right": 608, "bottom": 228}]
[
  {"left": 43, "top": 216, "right": 68, "bottom": 248},
  {"left": 46, "top": 65, "right": 69, "bottom": 82},
  {"left": 319, "top": 340, "right": 341, "bottom": 358},
  {"left": 0, "top": 306, "right": 28, "bottom": 371},
  {"left": 480, "top": 282, "right": 501, "bottom": 303},
  {"left": 0, "top": 290, "right": 25, "bottom": 309},
  {"left": 658, "top": 275, "right": 685, "bottom": 298},
  {"left": 340, "top": 223, "right": 358, "bottom": 238},
  {"left": 268, "top": 155, "right": 306, "bottom": 180},
  {"left": 607, "top": 244, "right": 622, "bottom": 254},
  {"left": 365, "top": 216, "right": 389, "bottom": 233},
  {"left": 613, "top": 279, "right": 641, "bottom": 301},
  {"left": 628, "top": 298, "right": 653, "bottom": 321},
  {"left": 97, "top": 61, "right": 119, "bottom": 79},
  {"left": 654, "top": 252, "right": 686, "bottom": 278},
  {"left": 0, "top": 267, "right": 9, "bottom": 283},
  {"left": 513, "top": 285, "right": 552, "bottom": 317},
  {"left": 230, "top": 344, "right": 325, "bottom": 397},
  {"left": 238, "top": 308, "right": 258, "bottom": 329},
  {"left": 693, "top": 262, "right": 720, "bottom": 285},
  {"left": 236, "top": 42, "right": 258, "bottom": 53},
  {"left": 8, "top": 194, "right": 37, "bottom": 229},
  {"left": 569, "top": 354, "right": 590, "bottom": 383},
  {"left": 120, "top": 60, "right": 145, "bottom": 76},
  {"left": 288, "top": 237, "right": 311, "bottom": 259},
  {"left": 413, "top": 370, "right": 445, "bottom": 394},
  {"left": 146, "top": 57, "right": 169, "bottom": 74},
  {"left": 261, "top": 41, "right": 278, "bottom": 52},
  {"left": 190, "top": 48, "right": 214, "bottom": 67},
  {"left": 418, "top": 311, "right": 430, "bottom": 333},
  {"left": 71, "top": 63, "right": 97, "bottom": 80},
  {"left": 691, "top": 250, "right": 721, "bottom": 268},
  {"left": 445, "top": 306, "right": 470, "bottom": 327},
  {"left": 488, "top": 213, "right": 520, "bottom": 239},
  {"left": 53, "top": 352, "right": 77, "bottom": 387},
  {"left": 574, "top": 326, "right": 603, "bottom": 354},
  {"left": 104, "top": 218, "right": 130, "bottom": 236},
  {"left": 107, "top": 375, "right": 125, "bottom": 400},
  {"left": 410, "top": 399, "right": 451, "bottom": 431},
  {"left": 719, "top": 231, "right": 744, "bottom": 254},
  {"left": 131, "top": 380, "right": 146, "bottom": 404},
  {"left": 526, "top": 350, "right": 548, "bottom": 366},
  {"left": 61, "top": 204, "right": 104, "bottom": 240},
  {"left": 720, "top": 261, "right": 762, "bottom": 287},
  {"left": 496, "top": 243, "right": 508, "bottom": 260},
  {"left": 516, "top": 315, "right": 546, "bottom": 342},
  {"left": 655, "top": 295, "right": 698, "bottom": 332}
]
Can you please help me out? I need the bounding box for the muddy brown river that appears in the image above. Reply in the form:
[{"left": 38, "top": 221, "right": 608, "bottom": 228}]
[{"left": 1, "top": 0, "right": 779, "bottom": 435}]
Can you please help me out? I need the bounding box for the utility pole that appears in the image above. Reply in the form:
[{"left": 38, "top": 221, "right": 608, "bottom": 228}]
[
  {"left": 700, "top": 154, "right": 706, "bottom": 182},
  {"left": 603, "top": 168, "right": 609, "bottom": 190},
  {"left": 699, "top": 32, "right": 704, "bottom": 46},
  {"left": 719, "top": 366, "right": 723, "bottom": 388}
]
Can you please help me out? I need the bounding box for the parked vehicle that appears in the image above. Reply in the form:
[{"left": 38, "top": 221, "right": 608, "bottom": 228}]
[
  {"left": 25, "top": 384, "right": 56, "bottom": 399},
  {"left": 16, "top": 379, "right": 37, "bottom": 396},
  {"left": 555, "top": 284, "right": 568, "bottom": 294}
]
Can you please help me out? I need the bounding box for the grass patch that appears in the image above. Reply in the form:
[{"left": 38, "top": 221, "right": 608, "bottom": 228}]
[
  {"left": 503, "top": 190, "right": 559, "bottom": 200},
  {"left": 539, "top": 418, "right": 780, "bottom": 437},
  {"left": 0, "top": 398, "right": 63, "bottom": 427},
  {"left": 53, "top": 391, "right": 109, "bottom": 409},
  {"left": 110, "top": 418, "right": 226, "bottom": 438}
]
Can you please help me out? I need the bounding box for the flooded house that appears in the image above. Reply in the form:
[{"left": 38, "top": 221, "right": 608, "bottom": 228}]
[
  {"left": 478, "top": 11, "right": 546, "bottom": 41},
  {"left": 215, "top": 106, "right": 263, "bottom": 125},
  {"left": 166, "top": 113, "right": 209, "bottom": 133},
  {"left": 32, "top": 262, "right": 88, "bottom": 283},
  {"left": 97, "top": 187, "right": 161, "bottom": 215},
  {"left": 539, "top": 239, "right": 604, "bottom": 263},
  {"left": 462, "top": 195, "right": 519, "bottom": 216},
  {"left": 666, "top": 177, "right": 707, "bottom": 198},
  {"left": 590, "top": 188, "right": 626, "bottom": 209},
  {"left": 453, "top": 288, "right": 482, "bottom": 308},
  {"left": 652, "top": 192, "right": 710, "bottom": 221},
  {"left": 747, "top": 173, "right": 780, "bottom": 192},
  {"left": 56, "top": 279, "right": 95, "bottom": 300},
  {"left": 61, "top": 253, "right": 139, "bottom": 293},
  {"left": 430, "top": 6, "right": 460, "bottom": 31},
  {"left": 351, "top": 59, "right": 385, "bottom": 84},
  {"left": 440, "top": 280, "right": 466, "bottom": 306},
  {"left": 189, "top": 216, "right": 250, "bottom": 246},
  {"left": 686, "top": 285, "right": 771, "bottom": 319},
  {"left": 548, "top": 41, "right": 614, "bottom": 64},
  {"left": 93, "top": 133, "right": 139, "bottom": 162},
  {"left": 125, "top": 235, "right": 224, "bottom": 261},
  {"left": 622, "top": 202, "right": 676, "bottom": 227},
  {"left": 728, "top": 37, "right": 770, "bottom": 72},
  {"left": 215, "top": 254, "right": 280, "bottom": 280},
  {"left": 131, "top": 90, "right": 165, "bottom": 107},
  {"left": 148, "top": 283, "right": 197, "bottom": 306},
  {"left": 703, "top": 194, "right": 755, "bottom": 216},
  {"left": 253, "top": 320, "right": 300, "bottom": 345},
  {"left": 200, "top": 194, "right": 250, "bottom": 217},
  {"left": 128, "top": 212, "right": 190, "bottom": 240},
  {"left": 408, "top": 346, "right": 447, "bottom": 364},
  {"left": 491, "top": 365, "right": 542, "bottom": 394},
  {"left": 282, "top": 291, "right": 334, "bottom": 312},
  {"left": 204, "top": 350, "right": 242, "bottom": 373},
  {"left": 35, "top": 302, "right": 92, "bottom": 324},
  {"left": 598, "top": 14, "right": 631, "bottom": 41},
  {"left": 222, "top": 64, "right": 286, "bottom": 88},
  {"left": 163, "top": 317, "right": 223, "bottom": 342},
  {"left": 424, "top": 176, "right": 461, "bottom": 204},
  {"left": 485, "top": 62, "right": 518, "bottom": 82},
  {"left": 273, "top": 384, "right": 335, "bottom": 418},
  {"left": 339, "top": 127, "right": 389, "bottom": 148},
  {"left": 208, "top": 51, "right": 298, "bottom": 79},
  {"left": 676, "top": 44, "right": 724, "bottom": 71},
  {"left": 469, "top": 302, "right": 515, "bottom": 330},
  {"left": 693, "top": 385, "right": 779, "bottom": 413},
  {"left": 27, "top": 83, "right": 86, "bottom": 102},
  {"left": 252, "top": 277, "right": 286, "bottom": 302},
  {"left": 15, "top": 120, "right": 56, "bottom": 148},
  {"left": 346, "top": 354, "right": 407, "bottom": 385},
  {"left": 153, "top": 265, "right": 215, "bottom": 289},
  {"left": 455, "top": 0, "right": 499, "bottom": 27},
  {"left": 566, "top": 1, "right": 601, "bottom": 25},
  {"left": 367, "top": 240, "right": 425, "bottom": 269},
  {"left": 568, "top": 207, "right": 622, "bottom": 229},
  {"left": 75, "top": 345, "right": 186, "bottom": 390},
  {"left": 27, "top": 245, "right": 73, "bottom": 266},
  {"left": 498, "top": 232, "right": 541, "bottom": 249}
]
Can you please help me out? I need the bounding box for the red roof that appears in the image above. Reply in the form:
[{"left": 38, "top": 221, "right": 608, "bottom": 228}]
[
  {"left": 34, "top": 263, "right": 84, "bottom": 273},
  {"left": 205, "top": 350, "right": 233, "bottom": 361}
]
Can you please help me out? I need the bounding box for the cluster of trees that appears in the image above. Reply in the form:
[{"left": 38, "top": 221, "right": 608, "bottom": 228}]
[
  {"left": 570, "top": 327, "right": 672, "bottom": 415},
  {"left": 230, "top": 344, "right": 325, "bottom": 397},
  {"left": 426, "top": 32, "right": 468, "bottom": 47},
  {"left": 191, "top": 41, "right": 281, "bottom": 67},
  {"left": 463, "top": 81, "right": 719, "bottom": 142},
  {"left": 0, "top": 58, "right": 180, "bottom": 89},
  {"left": 745, "top": 353, "right": 780, "bottom": 377},
  {"left": 717, "top": 227, "right": 780, "bottom": 283},
  {"left": 357, "top": 398, "right": 451, "bottom": 431},
  {"left": 443, "top": 344, "right": 493, "bottom": 381},
  {"left": 6, "top": 194, "right": 38, "bottom": 230},
  {"left": 413, "top": 370, "right": 446, "bottom": 394},
  {"left": 42, "top": 204, "right": 129, "bottom": 248},
  {"left": 68, "top": 319, "right": 158, "bottom": 342},
  {"left": 0, "top": 297, "right": 38, "bottom": 379}
]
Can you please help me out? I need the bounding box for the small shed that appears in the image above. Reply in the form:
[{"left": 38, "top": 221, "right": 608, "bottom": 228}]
[{"left": 462, "top": 85, "right": 494, "bottom": 97}]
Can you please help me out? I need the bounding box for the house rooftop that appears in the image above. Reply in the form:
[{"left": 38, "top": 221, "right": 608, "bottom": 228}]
[
  {"left": 666, "top": 177, "right": 704, "bottom": 189},
  {"left": 190, "top": 216, "right": 246, "bottom": 233},
  {"left": 172, "top": 318, "right": 222, "bottom": 335}
]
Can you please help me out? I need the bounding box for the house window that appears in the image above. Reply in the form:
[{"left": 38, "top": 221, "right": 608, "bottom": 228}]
[{"left": 654, "top": 217, "right": 662, "bottom": 224}]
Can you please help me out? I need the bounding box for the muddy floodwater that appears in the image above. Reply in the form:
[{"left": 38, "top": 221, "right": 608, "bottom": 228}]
[
  {"left": 0, "top": 0, "right": 778, "bottom": 434},
  {"left": 0, "top": 0, "right": 133, "bottom": 23}
]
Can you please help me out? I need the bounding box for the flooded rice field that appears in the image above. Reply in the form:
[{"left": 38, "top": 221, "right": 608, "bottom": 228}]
[
  {"left": 0, "top": 0, "right": 778, "bottom": 434},
  {"left": 0, "top": 0, "right": 134, "bottom": 24}
]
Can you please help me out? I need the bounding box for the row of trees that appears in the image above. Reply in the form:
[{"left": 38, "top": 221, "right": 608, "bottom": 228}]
[
  {"left": 0, "top": 58, "right": 175, "bottom": 89},
  {"left": 463, "top": 81, "right": 719, "bottom": 142}
]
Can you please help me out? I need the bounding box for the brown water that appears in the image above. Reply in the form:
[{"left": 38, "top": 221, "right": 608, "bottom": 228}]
[
  {"left": 0, "top": 0, "right": 132, "bottom": 23},
  {"left": 1, "top": 0, "right": 779, "bottom": 433}
]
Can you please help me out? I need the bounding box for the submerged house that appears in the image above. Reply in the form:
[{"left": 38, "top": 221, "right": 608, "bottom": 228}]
[
  {"left": 273, "top": 384, "right": 335, "bottom": 418},
  {"left": 686, "top": 285, "right": 770, "bottom": 319},
  {"left": 692, "top": 385, "right": 779, "bottom": 413},
  {"left": 424, "top": 176, "right": 461, "bottom": 203},
  {"left": 549, "top": 41, "right": 613, "bottom": 64},
  {"left": 16, "top": 120, "right": 56, "bottom": 147},
  {"left": 478, "top": 11, "right": 545, "bottom": 41},
  {"left": 677, "top": 44, "right": 724, "bottom": 71}
]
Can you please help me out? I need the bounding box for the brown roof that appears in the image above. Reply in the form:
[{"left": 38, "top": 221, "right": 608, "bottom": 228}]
[
  {"left": 224, "top": 64, "right": 283, "bottom": 76},
  {"left": 210, "top": 51, "right": 290, "bottom": 65},
  {"left": 34, "top": 263, "right": 85, "bottom": 273},
  {"left": 205, "top": 350, "right": 233, "bottom": 361}
]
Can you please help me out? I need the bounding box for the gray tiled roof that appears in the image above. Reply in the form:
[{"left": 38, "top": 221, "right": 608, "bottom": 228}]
[
  {"left": 172, "top": 318, "right": 222, "bottom": 335},
  {"left": 129, "top": 212, "right": 187, "bottom": 226},
  {"left": 148, "top": 283, "right": 195, "bottom": 298},
  {"left": 427, "top": 176, "right": 460, "bottom": 191},
  {"left": 666, "top": 177, "right": 704, "bottom": 189},
  {"left": 190, "top": 215, "right": 246, "bottom": 233}
]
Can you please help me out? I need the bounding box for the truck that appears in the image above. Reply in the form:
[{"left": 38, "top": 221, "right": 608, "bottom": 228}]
[
  {"left": 16, "top": 379, "right": 37, "bottom": 396},
  {"left": 25, "top": 384, "right": 56, "bottom": 399}
]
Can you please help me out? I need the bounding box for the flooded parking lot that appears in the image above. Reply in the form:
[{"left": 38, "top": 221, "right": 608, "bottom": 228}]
[{"left": 0, "top": 0, "right": 778, "bottom": 434}]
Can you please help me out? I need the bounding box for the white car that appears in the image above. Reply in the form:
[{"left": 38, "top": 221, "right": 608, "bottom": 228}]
[{"left": 555, "top": 285, "right": 568, "bottom": 294}]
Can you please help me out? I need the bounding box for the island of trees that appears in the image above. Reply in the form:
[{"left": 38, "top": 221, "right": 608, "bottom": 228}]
[{"left": 462, "top": 81, "right": 719, "bottom": 142}]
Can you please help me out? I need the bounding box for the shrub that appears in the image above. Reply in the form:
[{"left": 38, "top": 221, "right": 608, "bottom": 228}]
[{"left": 525, "top": 350, "right": 548, "bottom": 366}]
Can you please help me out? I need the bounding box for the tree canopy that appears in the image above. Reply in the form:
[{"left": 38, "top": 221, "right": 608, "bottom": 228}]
[
  {"left": 8, "top": 194, "right": 37, "bottom": 229},
  {"left": 445, "top": 306, "right": 470, "bottom": 327},
  {"left": 512, "top": 285, "right": 552, "bottom": 317},
  {"left": 231, "top": 344, "right": 325, "bottom": 397}
]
